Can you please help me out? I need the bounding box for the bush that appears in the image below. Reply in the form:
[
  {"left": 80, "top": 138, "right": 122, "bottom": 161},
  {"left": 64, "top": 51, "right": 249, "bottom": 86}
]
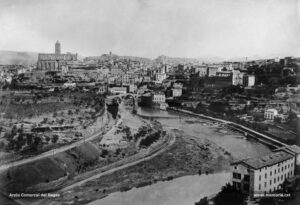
[
  {"left": 51, "top": 135, "right": 59, "bottom": 143},
  {"left": 139, "top": 131, "right": 160, "bottom": 148},
  {"left": 213, "top": 183, "right": 246, "bottom": 205},
  {"left": 195, "top": 197, "right": 209, "bottom": 205}
]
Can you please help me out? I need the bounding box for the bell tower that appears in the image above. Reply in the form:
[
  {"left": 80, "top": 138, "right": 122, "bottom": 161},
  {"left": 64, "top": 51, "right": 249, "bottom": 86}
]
[{"left": 55, "top": 40, "right": 61, "bottom": 55}]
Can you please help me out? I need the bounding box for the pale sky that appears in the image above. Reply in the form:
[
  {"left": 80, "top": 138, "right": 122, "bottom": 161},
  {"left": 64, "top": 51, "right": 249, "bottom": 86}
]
[{"left": 0, "top": 0, "right": 299, "bottom": 59}]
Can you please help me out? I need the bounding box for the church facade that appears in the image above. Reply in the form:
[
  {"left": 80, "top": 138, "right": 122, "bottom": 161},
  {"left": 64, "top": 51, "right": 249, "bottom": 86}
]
[{"left": 37, "top": 41, "right": 77, "bottom": 71}]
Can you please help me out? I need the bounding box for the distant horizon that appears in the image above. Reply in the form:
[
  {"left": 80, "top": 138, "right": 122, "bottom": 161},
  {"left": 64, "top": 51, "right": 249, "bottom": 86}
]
[
  {"left": 0, "top": 49, "right": 298, "bottom": 63},
  {"left": 0, "top": 0, "right": 299, "bottom": 60}
]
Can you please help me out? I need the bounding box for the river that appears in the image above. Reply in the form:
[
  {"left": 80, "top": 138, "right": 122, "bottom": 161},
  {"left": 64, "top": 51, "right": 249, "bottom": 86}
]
[
  {"left": 88, "top": 106, "right": 272, "bottom": 205},
  {"left": 136, "top": 107, "right": 271, "bottom": 160},
  {"left": 88, "top": 172, "right": 230, "bottom": 205}
]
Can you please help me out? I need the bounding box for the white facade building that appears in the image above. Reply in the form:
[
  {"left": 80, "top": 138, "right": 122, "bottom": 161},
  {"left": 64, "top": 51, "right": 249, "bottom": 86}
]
[
  {"left": 232, "top": 70, "right": 244, "bottom": 85},
  {"left": 155, "top": 72, "right": 167, "bottom": 83},
  {"left": 172, "top": 88, "right": 182, "bottom": 97},
  {"left": 231, "top": 151, "right": 295, "bottom": 199},
  {"left": 243, "top": 75, "right": 255, "bottom": 87},
  {"left": 63, "top": 82, "right": 76, "bottom": 88},
  {"left": 110, "top": 87, "right": 127, "bottom": 95},
  {"left": 152, "top": 93, "right": 166, "bottom": 103},
  {"left": 264, "top": 109, "right": 278, "bottom": 120}
]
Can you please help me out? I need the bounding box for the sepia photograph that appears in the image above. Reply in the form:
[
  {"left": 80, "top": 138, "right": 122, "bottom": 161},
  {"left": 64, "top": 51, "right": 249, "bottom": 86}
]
[{"left": 0, "top": 0, "right": 300, "bottom": 204}]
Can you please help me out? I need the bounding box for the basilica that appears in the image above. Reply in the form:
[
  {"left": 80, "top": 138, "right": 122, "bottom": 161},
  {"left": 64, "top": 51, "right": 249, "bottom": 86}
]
[{"left": 37, "top": 41, "right": 77, "bottom": 71}]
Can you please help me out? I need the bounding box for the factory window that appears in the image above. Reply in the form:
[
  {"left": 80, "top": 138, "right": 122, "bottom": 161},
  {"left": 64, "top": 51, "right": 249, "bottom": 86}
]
[
  {"left": 259, "top": 175, "right": 261, "bottom": 181},
  {"left": 244, "top": 175, "right": 250, "bottom": 182},
  {"left": 270, "top": 180, "right": 272, "bottom": 185},
  {"left": 265, "top": 182, "right": 267, "bottom": 187},
  {"left": 274, "top": 178, "right": 276, "bottom": 183},
  {"left": 274, "top": 169, "right": 276, "bottom": 174},
  {"left": 259, "top": 184, "right": 261, "bottom": 190},
  {"left": 270, "top": 171, "right": 272, "bottom": 176},
  {"left": 265, "top": 173, "right": 267, "bottom": 178},
  {"left": 233, "top": 172, "right": 241, "bottom": 179}
]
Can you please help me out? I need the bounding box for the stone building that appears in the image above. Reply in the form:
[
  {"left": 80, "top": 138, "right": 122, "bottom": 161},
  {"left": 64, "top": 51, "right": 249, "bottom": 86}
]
[
  {"left": 37, "top": 41, "right": 77, "bottom": 71},
  {"left": 231, "top": 150, "right": 295, "bottom": 199}
]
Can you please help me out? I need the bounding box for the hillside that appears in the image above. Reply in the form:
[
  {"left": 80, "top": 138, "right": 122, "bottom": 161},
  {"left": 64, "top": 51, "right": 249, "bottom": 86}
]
[
  {"left": 154, "top": 55, "right": 223, "bottom": 64},
  {"left": 0, "top": 50, "right": 38, "bottom": 65}
]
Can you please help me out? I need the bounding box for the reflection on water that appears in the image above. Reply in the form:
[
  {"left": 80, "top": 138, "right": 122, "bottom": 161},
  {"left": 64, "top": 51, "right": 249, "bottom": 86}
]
[
  {"left": 137, "top": 107, "right": 271, "bottom": 160},
  {"left": 88, "top": 172, "right": 231, "bottom": 205}
]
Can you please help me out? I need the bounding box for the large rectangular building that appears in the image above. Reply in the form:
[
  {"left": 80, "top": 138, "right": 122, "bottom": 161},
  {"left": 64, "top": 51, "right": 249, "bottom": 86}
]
[
  {"left": 231, "top": 150, "right": 295, "bottom": 199},
  {"left": 37, "top": 41, "right": 77, "bottom": 71}
]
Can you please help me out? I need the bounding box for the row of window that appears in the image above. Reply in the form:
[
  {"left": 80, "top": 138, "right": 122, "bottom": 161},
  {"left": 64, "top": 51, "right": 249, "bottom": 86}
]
[
  {"left": 259, "top": 165, "right": 294, "bottom": 180},
  {"left": 259, "top": 185, "right": 281, "bottom": 193},
  {"left": 259, "top": 161, "right": 294, "bottom": 173},
  {"left": 258, "top": 171, "right": 293, "bottom": 190},
  {"left": 233, "top": 172, "right": 241, "bottom": 179}
]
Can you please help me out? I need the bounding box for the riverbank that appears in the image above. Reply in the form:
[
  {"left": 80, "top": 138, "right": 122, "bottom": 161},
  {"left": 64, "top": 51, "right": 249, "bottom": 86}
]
[
  {"left": 42, "top": 129, "right": 232, "bottom": 205},
  {"left": 89, "top": 172, "right": 231, "bottom": 205},
  {"left": 167, "top": 107, "right": 286, "bottom": 148}
]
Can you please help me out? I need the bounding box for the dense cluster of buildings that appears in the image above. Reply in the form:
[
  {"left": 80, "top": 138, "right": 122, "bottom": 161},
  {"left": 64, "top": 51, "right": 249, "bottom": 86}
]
[{"left": 1, "top": 41, "right": 300, "bottom": 203}]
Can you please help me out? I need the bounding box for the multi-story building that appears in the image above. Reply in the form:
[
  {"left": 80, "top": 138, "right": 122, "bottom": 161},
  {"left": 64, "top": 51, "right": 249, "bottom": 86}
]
[
  {"left": 152, "top": 92, "right": 166, "bottom": 103},
  {"left": 207, "top": 66, "right": 218, "bottom": 77},
  {"left": 243, "top": 75, "right": 255, "bottom": 87},
  {"left": 231, "top": 150, "right": 295, "bottom": 199},
  {"left": 264, "top": 109, "right": 278, "bottom": 120},
  {"left": 110, "top": 87, "right": 127, "bottom": 95},
  {"left": 232, "top": 70, "right": 244, "bottom": 85},
  {"left": 194, "top": 65, "right": 208, "bottom": 77},
  {"left": 37, "top": 41, "right": 77, "bottom": 71},
  {"left": 98, "top": 84, "right": 108, "bottom": 94},
  {"left": 155, "top": 72, "right": 167, "bottom": 83}
]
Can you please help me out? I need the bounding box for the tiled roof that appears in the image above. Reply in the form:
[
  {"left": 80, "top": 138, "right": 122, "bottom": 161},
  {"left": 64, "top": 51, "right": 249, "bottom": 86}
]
[{"left": 235, "top": 151, "right": 294, "bottom": 170}]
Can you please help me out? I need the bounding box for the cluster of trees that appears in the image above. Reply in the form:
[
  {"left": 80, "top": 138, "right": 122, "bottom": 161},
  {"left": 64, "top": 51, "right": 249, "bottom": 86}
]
[
  {"left": 1, "top": 125, "right": 60, "bottom": 153},
  {"left": 4, "top": 131, "right": 42, "bottom": 152},
  {"left": 139, "top": 131, "right": 161, "bottom": 148},
  {"left": 195, "top": 183, "right": 246, "bottom": 205},
  {"left": 107, "top": 99, "right": 119, "bottom": 119}
]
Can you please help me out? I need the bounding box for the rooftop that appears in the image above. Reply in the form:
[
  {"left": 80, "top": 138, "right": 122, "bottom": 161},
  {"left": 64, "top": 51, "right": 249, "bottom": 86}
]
[
  {"left": 233, "top": 151, "right": 294, "bottom": 170},
  {"left": 275, "top": 145, "right": 300, "bottom": 155}
]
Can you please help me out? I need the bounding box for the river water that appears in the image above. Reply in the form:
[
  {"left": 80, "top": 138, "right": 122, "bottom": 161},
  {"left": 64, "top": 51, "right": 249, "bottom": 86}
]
[
  {"left": 89, "top": 172, "right": 230, "bottom": 205},
  {"left": 88, "top": 106, "right": 272, "bottom": 205},
  {"left": 137, "top": 107, "right": 271, "bottom": 160}
]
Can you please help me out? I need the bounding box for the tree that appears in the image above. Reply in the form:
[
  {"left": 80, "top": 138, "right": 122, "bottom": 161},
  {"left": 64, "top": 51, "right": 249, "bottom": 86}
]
[
  {"left": 288, "top": 112, "right": 297, "bottom": 121},
  {"left": 45, "top": 136, "right": 50, "bottom": 142},
  {"left": 51, "top": 135, "right": 59, "bottom": 143},
  {"left": 26, "top": 134, "right": 33, "bottom": 145},
  {"left": 100, "top": 149, "right": 108, "bottom": 158},
  {"left": 195, "top": 197, "right": 209, "bottom": 205},
  {"left": 274, "top": 116, "right": 281, "bottom": 124},
  {"left": 214, "top": 183, "right": 246, "bottom": 205}
]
